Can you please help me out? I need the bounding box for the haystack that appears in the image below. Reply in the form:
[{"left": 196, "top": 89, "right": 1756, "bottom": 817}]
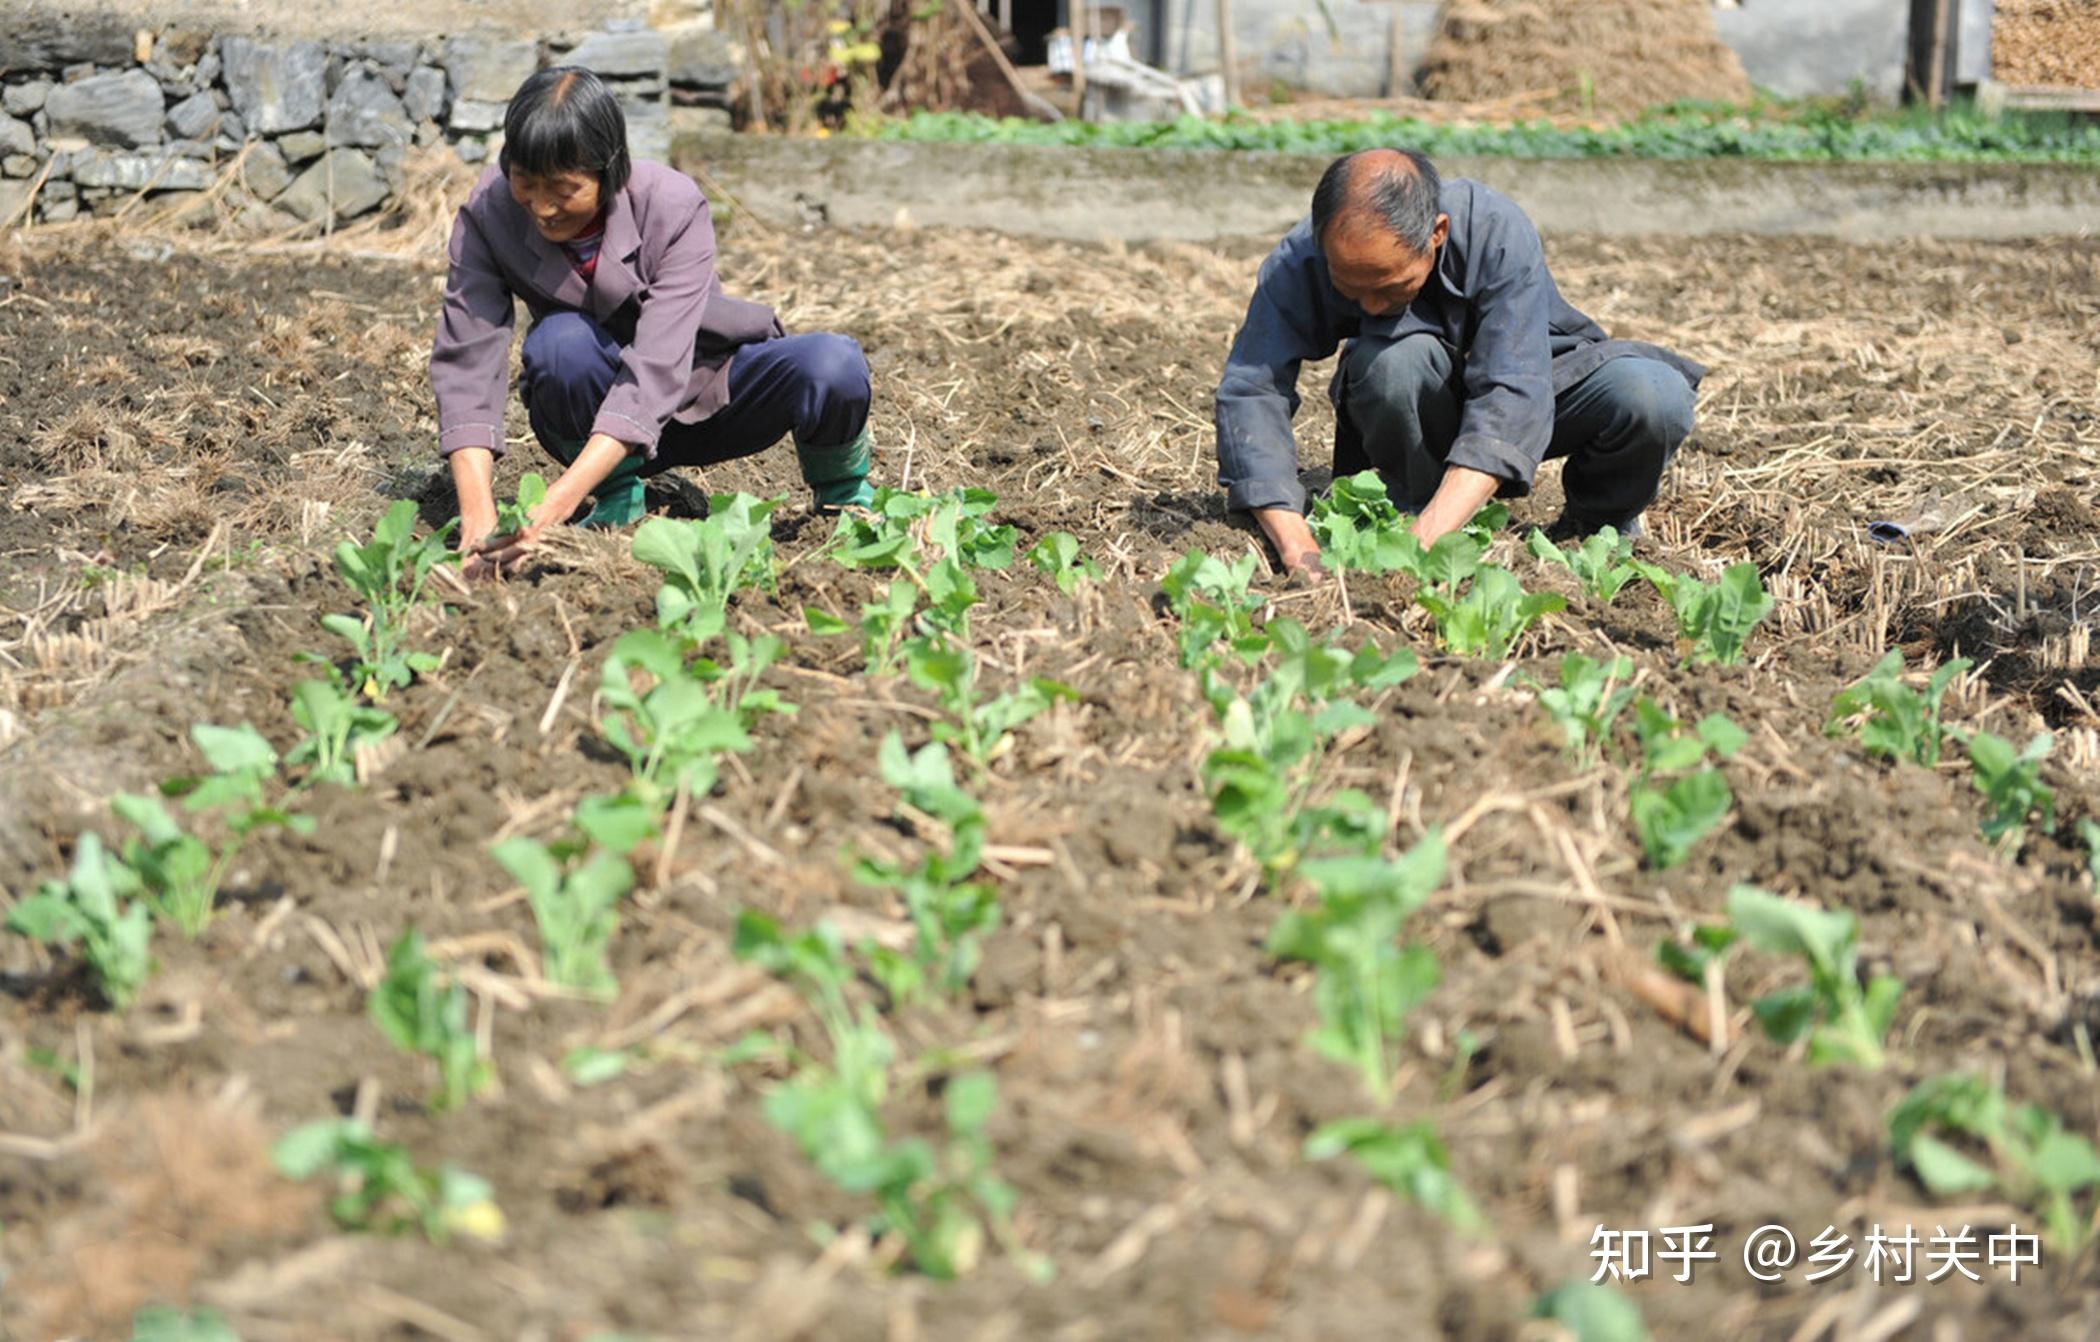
[
  {"left": 1992, "top": 0, "right": 2100, "bottom": 89},
  {"left": 1419, "top": 0, "right": 1752, "bottom": 117}
]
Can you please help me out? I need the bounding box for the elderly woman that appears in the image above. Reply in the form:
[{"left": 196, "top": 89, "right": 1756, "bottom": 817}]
[{"left": 432, "top": 66, "right": 874, "bottom": 578}]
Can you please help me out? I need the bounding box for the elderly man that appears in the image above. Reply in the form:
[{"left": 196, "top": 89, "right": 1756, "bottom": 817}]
[{"left": 1214, "top": 148, "right": 1705, "bottom": 580}]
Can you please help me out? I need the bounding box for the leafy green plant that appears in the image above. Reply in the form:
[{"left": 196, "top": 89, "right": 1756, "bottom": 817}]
[
  {"left": 7, "top": 832, "right": 154, "bottom": 1009},
  {"left": 903, "top": 637, "right": 1075, "bottom": 767},
  {"left": 1634, "top": 560, "right": 1773, "bottom": 666},
  {"left": 691, "top": 631, "right": 800, "bottom": 727},
  {"left": 854, "top": 735, "right": 999, "bottom": 1000},
  {"left": 129, "top": 1307, "right": 241, "bottom": 1342},
  {"left": 1889, "top": 1073, "right": 2100, "bottom": 1252},
  {"left": 1267, "top": 832, "right": 1446, "bottom": 1099},
  {"left": 1727, "top": 885, "right": 1899, "bottom": 1070},
  {"left": 111, "top": 790, "right": 302, "bottom": 938},
  {"left": 1415, "top": 529, "right": 1485, "bottom": 592},
  {"left": 1825, "top": 650, "right": 1972, "bottom": 766},
  {"left": 1531, "top": 1281, "right": 1648, "bottom": 1342},
  {"left": 284, "top": 672, "right": 399, "bottom": 787},
  {"left": 1532, "top": 652, "right": 1636, "bottom": 765},
  {"left": 1305, "top": 1115, "right": 1482, "bottom": 1231},
  {"left": 1526, "top": 526, "right": 1639, "bottom": 602},
  {"left": 1654, "top": 921, "right": 1736, "bottom": 984},
  {"left": 493, "top": 471, "right": 547, "bottom": 536},
  {"left": 369, "top": 929, "right": 490, "bottom": 1109},
  {"left": 1308, "top": 470, "right": 1421, "bottom": 573},
  {"left": 830, "top": 488, "right": 1017, "bottom": 572},
  {"left": 574, "top": 790, "right": 662, "bottom": 856},
  {"left": 1415, "top": 565, "right": 1566, "bottom": 658},
  {"left": 733, "top": 912, "right": 1042, "bottom": 1280},
  {"left": 630, "top": 494, "right": 779, "bottom": 646},
  {"left": 597, "top": 629, "right": 751, "bottom": 809},
  {"left": 1625, "top": 700, "right": 1744, "bottom": 869},
  {"left": 1026, "top": 531, "right": 1102, "bottom": 594},
  {"left": 324, "top": 498, "right": 454, "bottom": 700},
  {"left": 1965, "top": 730, "right": 2056, "bottom": 852},
  {"left": 490, "top": 837, "right": 633, "bottom": 1000},
  {"left": 1160, "top": 550, "right": 1270, "bottom": 668},
  {"left": 271, "top": 1117, "right": 505, "bottom": 1242}
]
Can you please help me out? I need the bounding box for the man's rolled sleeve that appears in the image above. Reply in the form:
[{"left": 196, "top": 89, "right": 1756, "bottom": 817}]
[
  {"left": 1448, "top": 212, "right": 1555, "bottom": 495},
  {"left": 591, "top": 190, "right": 715, "bottom": 457},
  {"left": 431, "top": 208, "right": 516, "bottom": 460},
  {"left": 1214, "top": 232, "right": 1337, "bottom": 516}
]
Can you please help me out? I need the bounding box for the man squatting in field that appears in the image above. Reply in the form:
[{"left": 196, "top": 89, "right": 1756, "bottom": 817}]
[
  {"left": 1216, "top": 148, "right": 1707, "bottom": 582},
  {"left": 431, "top": 68, "right": 876, "bottom": 580}
]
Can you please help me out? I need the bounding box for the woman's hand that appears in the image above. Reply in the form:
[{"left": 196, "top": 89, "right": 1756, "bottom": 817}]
[{"left": 463, "top": 434, "right": 629, "bottom": 578}]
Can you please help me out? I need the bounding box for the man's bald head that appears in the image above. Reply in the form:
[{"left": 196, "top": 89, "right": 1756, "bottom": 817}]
[{"left": 1311, "top": 148, "right": 1443, "bottom": 255}]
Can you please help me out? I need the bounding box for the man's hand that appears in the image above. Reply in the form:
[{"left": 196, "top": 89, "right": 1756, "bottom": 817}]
[
  {"left": 1409, "top": 465, "right": 1501, "bottom": 548},
  {"left": 1252, "top": 506, "right": 1326, "bottom": 585}
]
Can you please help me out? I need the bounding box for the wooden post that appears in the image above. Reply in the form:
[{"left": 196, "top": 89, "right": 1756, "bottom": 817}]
[{"left": 1215, "top": 0, "right": 1239, "bottom": 109}]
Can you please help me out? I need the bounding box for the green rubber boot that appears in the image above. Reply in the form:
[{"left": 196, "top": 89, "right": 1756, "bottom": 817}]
[
  {"left": 795, "top": 428, "right": 876, "bottom": 510},
  {"left": 546, "top": 438, "right": 648, "bottom": 529}
]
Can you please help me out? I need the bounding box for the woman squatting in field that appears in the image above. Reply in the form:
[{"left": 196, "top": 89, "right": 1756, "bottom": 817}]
[{"left": 430, "top": 67, "right": 876, "bottom": 580}]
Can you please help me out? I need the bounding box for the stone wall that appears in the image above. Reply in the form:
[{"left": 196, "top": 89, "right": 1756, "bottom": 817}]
[{"left": 0, "top": 14, "right": 739, "bottom": 229}]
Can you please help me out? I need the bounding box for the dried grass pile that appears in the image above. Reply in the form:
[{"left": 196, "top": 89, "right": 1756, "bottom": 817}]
[
  {"left": 1419, "top": 0, "right": 1752, "bottom": 116},
  {"left": 1992, "top": 0, "right": 2100, "bottom": 89}
]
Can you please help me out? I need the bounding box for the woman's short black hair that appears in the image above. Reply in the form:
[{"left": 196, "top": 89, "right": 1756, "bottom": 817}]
[{"left": 499, "top": 66, "right": 633, "bottom": 197}]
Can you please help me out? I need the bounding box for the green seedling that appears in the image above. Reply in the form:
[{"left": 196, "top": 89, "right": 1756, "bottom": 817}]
[
  {"left": 1965, "top": 730, "right": 2056, "bottom": 853},
  {"left": 1416, "top": 529, "right": 1485, "bottom": 593},
  {"left": 490, "top": 837, "right": 633, "bottom": 1000},
  {"left": 271, "top": 1117, "right": 505, "bottom": 1243},
  {"left": 734, "top": 913, "right": 1040, "bottom": 1280},
  {"left": 111, "top": 790, "right": 303, "bottom": 938},
  {"left": 1626, "top": 700, "right": 1744, "bottom": 869},
  {"left": 806, "top": 579, "right": 924, "bottom": 677},
  {"left": 1160, "top": 550, "right": 1270, "bottom": 668},
  {"left": 630, "top": 493, "right": 779, "bottom": 646},
  {"left": 574, "top": 790, "right": 662, "bottom": 856},
  {"left": 903, "top": 636, "right": 1075, "bottom": 767},
  {"left": 1268, "top": 831, "right": 1446, "bottom": 1100},
  {"left": 1414, "top": 564, "right": 1565, "bottom": 658},
  {"left": 493, "top": 471, "right": 547, "bottom": 536},
  {"left": 597, "top": 629, "right": 751, "bottom": 810},
  {"left": 1025, "top": 531, "right": 1101, "bottom": 594},
  {"left": 1526, "top": 525, "right": 1640, "bottom": 602},
  {"left": 1727, "top": 885, "right": 1899, "bottom": 1070},
  {"left": 1825, "top": 650, "right": 1973, "bottom": 766},
  {"left": 1309, "top": 470, "right": 1423, "bottom": 574},
  {"left": 1532, "top": 653, "right": 1637, "bottom": 765},
  {"left": 1305, "top": 1116, "right": 1482, "bottom": 1231},
  {"left": 854, "top": 735, "right": 999, "bottom": 1000},
  {"left": 168, "top": 722, "right": 279, "bottom": 812},
  {"left": 1531, "top": 1281, "right": 1649, "bottom": 1342},
  {"left": 7, "top": 832, "right": 154, "bottom": 1010},
  {"left": 830, "top": 487, "right": 1017, "bottom": 572},
  {"left": 285, "top": 671, "right": 399, "bottom": 787},
  {"left": 129, "top": 1307, "right": 242, "bottom": 1342},
  {"left": 325, "top": 498, "right": 453, "bottom": 700},
  {"left": 1633, "top": 560, "right": 1773, "bottom": 666},
  {"left": 2081, "top": 818, "right": 2100, "bottom": 890},
  {"left": 369, "top": 929, "right": 490, "bottom": 1109},
  {"left": 1654, "top": 921, "right": 1736, "bottom": 984},
  {"left": 691, "top": 631, "right": 799, "bottom": 726},
  {"left": 1889, "top": 1072, "right": 2100, "bottom": 1253}
]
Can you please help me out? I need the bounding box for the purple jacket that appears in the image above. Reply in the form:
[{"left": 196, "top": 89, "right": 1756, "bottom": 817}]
[{"left": 430, "top": 160, "right": 783, "bottom": 460}]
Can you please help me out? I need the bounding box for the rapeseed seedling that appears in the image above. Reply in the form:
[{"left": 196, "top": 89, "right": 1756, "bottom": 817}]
[
  {"left": 369, "top": 929, "right": 490, "bottom": 1109},
  {"left": 285, "top": 672, "right": 398, "bottom": 787},
  {"left": 1825, "top": 650, "right": 1972, "bottom": 766},
  {"left": 490, "top": 836, "right": 633, "bottom": 1000},
  {"left": 854, "top": 735, "right": 999, "bottom": 1000},
  {"left": 7, "top": 832, "right": 154, "bottom": 1010},
  {"left": 325, "top": 498, "right": 453, "bottom": 700},
  {"left": 597, "top": 629, "right": 751, "bottom": 810},
  {"left": 903, "top": 636, "right": 1075, "bottom": 767},
  {"left": 1414, "top": 564, "right": 1565, "bottom": 658},
  {"left": 1964, "top": 729, "right": 2056, "bottom": 854},
  {"left": 271, "top": 1117, "right": 505, "bottom": 1243},
  {"left": 1526, "top": 525, "right": 1640, "bottom": 602},
  {"left": 1531, "top": 652, "right": 1637, "bottom": 765},
  {"left": 1633, "top": 560, "right": 1773, "bottom": 666},
  {"left": 1161, "top": 550, "right": 1270, "bottom": 667},
  {"left": 1889, "top": 1073, "right": 2100, "bottom": 1253},
  {"left": 631, "top": 493, "right": 779, "bottom": 646},
  {"left": 1727, "top": 885, "right": 1899, "bottom": 1070},
  {"left": 1025, "top": 531, "right": 1102, "bottom": 594},
  {"left": 1304, "top": 1116, "right": 1482, "bottom": 1231},
  {"left": 1626, "top": 700, "right": 1744, "bottom": 869}
]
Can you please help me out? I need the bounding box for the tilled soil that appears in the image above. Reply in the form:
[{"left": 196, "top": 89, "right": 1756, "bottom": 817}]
[{"left": 1, "top": 216, "right": 2098, "bottom": 1341}]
